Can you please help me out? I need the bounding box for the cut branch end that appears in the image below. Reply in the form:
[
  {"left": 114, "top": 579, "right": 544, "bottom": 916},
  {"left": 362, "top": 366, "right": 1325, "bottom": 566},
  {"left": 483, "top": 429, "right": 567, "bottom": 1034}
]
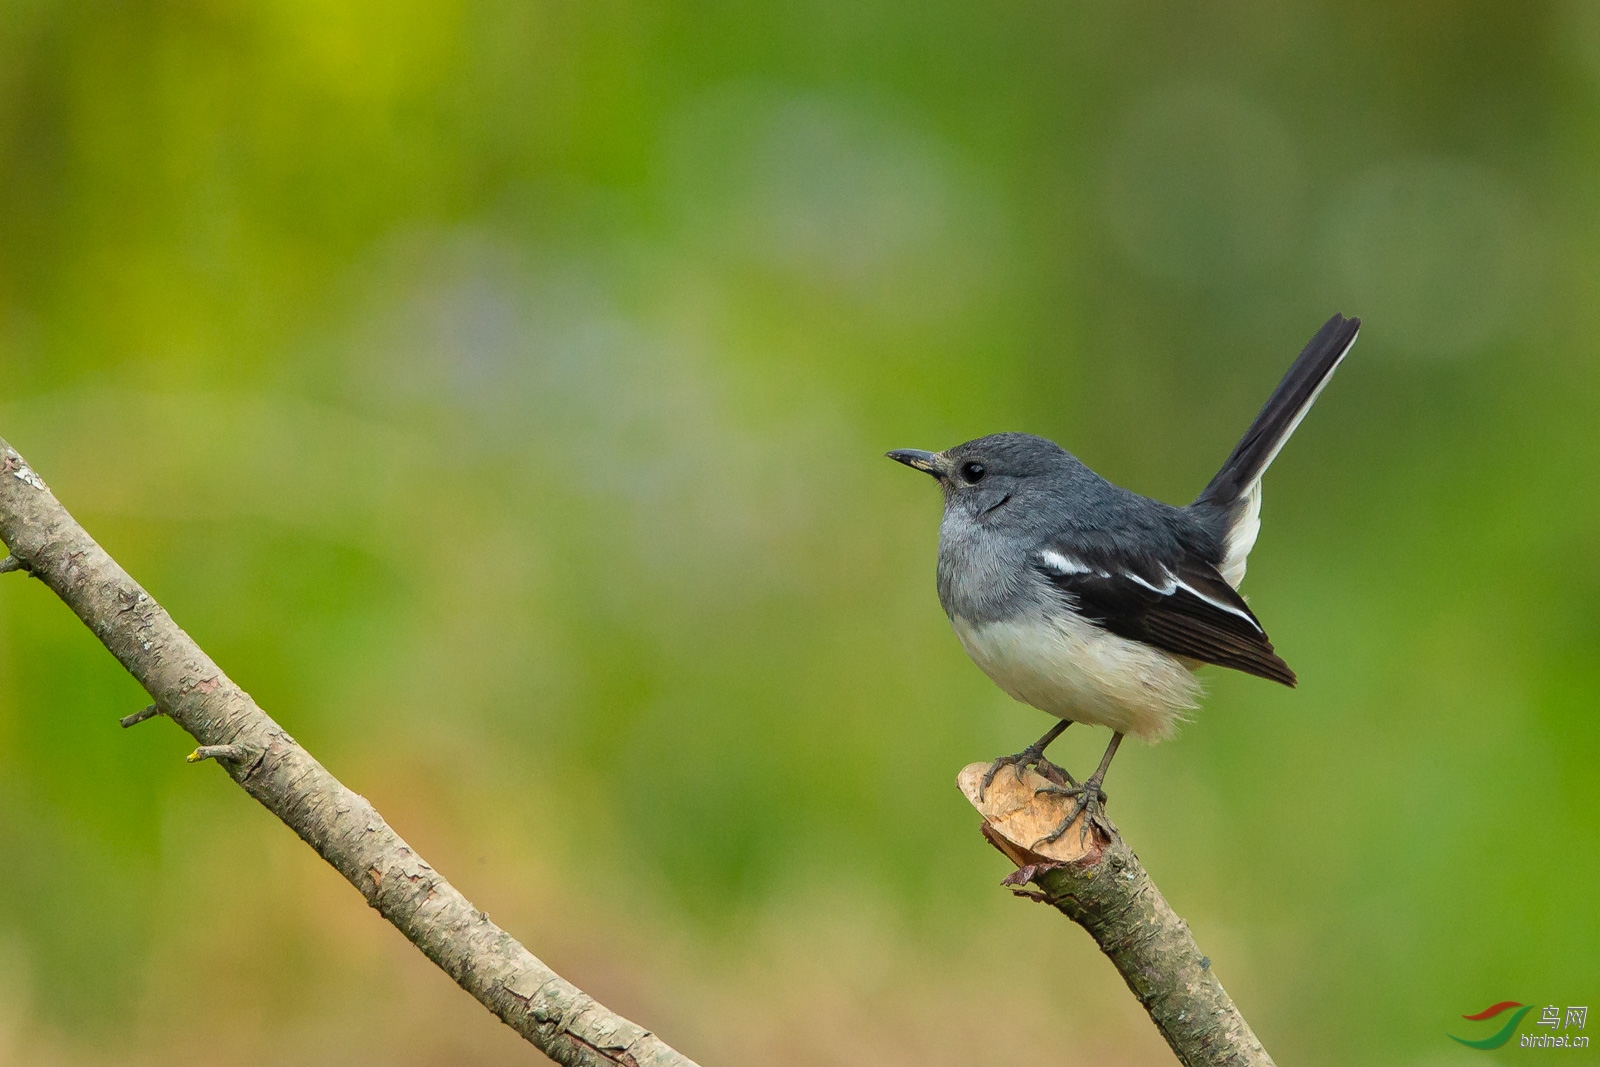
[
  {"left": 957, "top": 761, "right": 1275, "bottom": 1067},
  {"left": 957, "top": 761, "right": 1110, "bottom": 870}
]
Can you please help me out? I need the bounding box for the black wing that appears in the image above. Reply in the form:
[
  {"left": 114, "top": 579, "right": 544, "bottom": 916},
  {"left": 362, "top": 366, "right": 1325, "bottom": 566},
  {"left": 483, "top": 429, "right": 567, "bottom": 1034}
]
[{"left": 1036, "top": 546, "right": 1297, "bottom": 687}]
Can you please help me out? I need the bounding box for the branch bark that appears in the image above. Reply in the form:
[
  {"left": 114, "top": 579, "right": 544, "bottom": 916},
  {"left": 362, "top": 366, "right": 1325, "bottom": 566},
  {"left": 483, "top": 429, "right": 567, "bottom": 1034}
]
[
  {"left": 959, "top": 763, "right": 1274, "bottom": 1067},
  {"left": 0, "top": 436, "right": 699, "bottom": 1067}
]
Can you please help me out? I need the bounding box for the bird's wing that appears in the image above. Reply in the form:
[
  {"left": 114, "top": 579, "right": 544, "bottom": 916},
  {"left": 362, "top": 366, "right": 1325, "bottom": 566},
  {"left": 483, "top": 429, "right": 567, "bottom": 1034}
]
[{"left": 1035, "top": 544, "right": 1297, "bottom": 687}]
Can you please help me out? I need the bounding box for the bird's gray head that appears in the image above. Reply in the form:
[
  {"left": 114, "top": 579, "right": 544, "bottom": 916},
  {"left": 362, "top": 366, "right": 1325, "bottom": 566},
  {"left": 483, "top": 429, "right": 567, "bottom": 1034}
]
[
  {"left": 889, "top": 432, "right": 1093, "bottom": 621},
  {"left": 886, "top": 432, "right": 1079, "bottom": 526}
]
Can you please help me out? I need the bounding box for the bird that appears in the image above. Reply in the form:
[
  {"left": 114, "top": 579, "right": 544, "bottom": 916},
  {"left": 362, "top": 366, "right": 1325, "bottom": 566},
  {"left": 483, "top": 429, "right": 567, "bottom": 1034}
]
[{"left": 888, "top": 313, "right": 1359, "bottom": 843}]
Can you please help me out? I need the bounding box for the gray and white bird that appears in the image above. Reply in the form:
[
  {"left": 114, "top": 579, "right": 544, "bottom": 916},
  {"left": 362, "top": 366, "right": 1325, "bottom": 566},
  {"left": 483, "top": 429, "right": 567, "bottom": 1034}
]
[{"left": 889, "top": 313, "right": 1359, "bottom": 841}]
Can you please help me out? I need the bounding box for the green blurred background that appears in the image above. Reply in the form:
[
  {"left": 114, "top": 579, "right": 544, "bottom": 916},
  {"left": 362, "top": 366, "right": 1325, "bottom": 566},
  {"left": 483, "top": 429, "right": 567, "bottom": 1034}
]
[{"left": 1, "top": 1, "right": 1596, "bottom": 1063}]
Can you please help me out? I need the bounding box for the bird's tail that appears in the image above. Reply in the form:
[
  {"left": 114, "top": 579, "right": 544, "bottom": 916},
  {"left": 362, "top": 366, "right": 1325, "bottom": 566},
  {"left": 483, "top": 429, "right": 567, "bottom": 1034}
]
[{"left": 1193, "top": 313, "right": 1360, "bottom": 513}]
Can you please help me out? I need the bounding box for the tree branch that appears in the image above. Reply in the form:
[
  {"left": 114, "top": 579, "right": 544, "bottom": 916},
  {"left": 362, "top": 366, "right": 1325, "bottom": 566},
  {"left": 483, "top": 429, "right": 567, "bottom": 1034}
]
[
  {"left": 0, "top": 436, "right": 700, "bottom": 1067},
  {"left": 959, "top": 763, "right": 1274, "bottom": 1067}
]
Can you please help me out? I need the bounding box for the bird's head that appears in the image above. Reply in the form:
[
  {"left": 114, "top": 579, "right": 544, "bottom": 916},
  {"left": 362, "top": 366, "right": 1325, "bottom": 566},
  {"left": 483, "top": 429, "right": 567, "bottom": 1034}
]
[{"left": 887, "top": 432, "right": 1074, "bottom": 523}]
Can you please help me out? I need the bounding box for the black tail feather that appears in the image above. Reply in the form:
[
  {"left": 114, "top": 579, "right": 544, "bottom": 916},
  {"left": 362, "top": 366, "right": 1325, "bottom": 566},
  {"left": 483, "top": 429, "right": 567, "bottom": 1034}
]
[{"left": 1194, "top": 313, "right": 1359, "bottom": 511}]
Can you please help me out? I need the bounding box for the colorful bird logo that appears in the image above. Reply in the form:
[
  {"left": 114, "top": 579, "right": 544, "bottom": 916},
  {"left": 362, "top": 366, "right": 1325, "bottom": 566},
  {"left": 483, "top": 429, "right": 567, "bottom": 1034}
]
[{"left": 1449, "top": 1001, "right": 1534, "bottom": 1049}]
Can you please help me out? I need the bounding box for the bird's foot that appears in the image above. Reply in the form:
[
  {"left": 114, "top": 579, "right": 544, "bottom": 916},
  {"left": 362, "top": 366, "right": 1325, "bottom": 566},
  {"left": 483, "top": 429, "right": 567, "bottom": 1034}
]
[
  {"left": 1032, "top": 779, "right": 1112, "bottom": 847},
  {"left": 979, "top": 744, "right": 1075, "bottom": 800}
]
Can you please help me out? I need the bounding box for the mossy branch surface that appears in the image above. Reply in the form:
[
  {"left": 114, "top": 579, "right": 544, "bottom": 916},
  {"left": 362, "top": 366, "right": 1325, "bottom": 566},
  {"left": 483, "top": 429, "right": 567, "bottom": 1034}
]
[
  {"left": 959, "top": 764, "right": 1274, "bottom": 1067},
  {"left": 0, "top": 435, "right": 699, "bottom": 1067}
]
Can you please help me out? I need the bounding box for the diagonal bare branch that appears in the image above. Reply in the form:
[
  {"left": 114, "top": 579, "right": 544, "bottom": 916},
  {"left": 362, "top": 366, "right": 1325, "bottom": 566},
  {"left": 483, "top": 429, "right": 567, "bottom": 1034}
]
[{"left": 0, "top": 435, "right": 700, "bottom": 1067}]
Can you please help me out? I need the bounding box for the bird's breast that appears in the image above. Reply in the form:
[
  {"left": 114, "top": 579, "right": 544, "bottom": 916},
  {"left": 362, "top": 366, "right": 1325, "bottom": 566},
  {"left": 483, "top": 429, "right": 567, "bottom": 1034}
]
[{"left": 935, "top": 512, "right": 1029, "bottom": 623}]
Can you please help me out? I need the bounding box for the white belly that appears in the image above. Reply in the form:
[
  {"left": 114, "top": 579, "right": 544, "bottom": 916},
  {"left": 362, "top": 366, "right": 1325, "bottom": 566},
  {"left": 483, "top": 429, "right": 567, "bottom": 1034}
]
[{"left": 951, "top": 611, "right": 1201, "bottom": 742}]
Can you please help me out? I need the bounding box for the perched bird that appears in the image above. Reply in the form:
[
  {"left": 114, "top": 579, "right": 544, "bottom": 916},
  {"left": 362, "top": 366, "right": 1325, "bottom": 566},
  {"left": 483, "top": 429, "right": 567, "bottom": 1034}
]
[{"left": 889, "top": 313, "right": 1359, "bottom": 842}]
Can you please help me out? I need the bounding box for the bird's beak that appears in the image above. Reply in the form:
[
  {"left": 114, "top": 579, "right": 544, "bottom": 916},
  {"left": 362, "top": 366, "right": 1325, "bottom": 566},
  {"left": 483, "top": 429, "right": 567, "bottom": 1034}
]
[{"left": 886, "top": 449, "right": 944, "bottom": 479}]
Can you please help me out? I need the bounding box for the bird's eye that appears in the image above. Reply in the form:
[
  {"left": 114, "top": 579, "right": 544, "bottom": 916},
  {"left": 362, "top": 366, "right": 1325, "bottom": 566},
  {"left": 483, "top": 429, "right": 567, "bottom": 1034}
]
[{"left": 960, "top": 461, "right": 987, "bottom": 484}]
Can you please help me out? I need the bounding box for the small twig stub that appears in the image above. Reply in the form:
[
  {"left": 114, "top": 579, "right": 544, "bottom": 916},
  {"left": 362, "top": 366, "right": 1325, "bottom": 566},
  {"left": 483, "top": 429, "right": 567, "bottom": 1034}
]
[
  {"left": 187, "top": 744, "right": 248, "bottom": 764},
  {"left": 120, "top": 704, "right": 162, "bottom": 728}
]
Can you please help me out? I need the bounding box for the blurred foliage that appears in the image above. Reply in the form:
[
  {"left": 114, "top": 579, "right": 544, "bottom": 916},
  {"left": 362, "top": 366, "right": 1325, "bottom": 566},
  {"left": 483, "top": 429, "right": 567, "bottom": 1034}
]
[{"left": 1, "top": 1, "right": 1598, "bottom": 1064}]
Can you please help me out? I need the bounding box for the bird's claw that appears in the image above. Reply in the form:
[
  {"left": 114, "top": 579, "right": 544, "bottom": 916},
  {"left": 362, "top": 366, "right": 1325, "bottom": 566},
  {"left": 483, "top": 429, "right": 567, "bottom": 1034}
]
[
  {"left": 978, "top": 748, "right": 1075, "bottom": 800},
  {"left": 1032, "top": 781, "right": 1112, "bottom": 847}
]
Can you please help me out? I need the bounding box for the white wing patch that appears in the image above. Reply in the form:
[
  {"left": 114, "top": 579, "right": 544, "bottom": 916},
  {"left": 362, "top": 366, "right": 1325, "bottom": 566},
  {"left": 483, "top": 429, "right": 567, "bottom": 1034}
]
[
  {"left": 1170, "top": 573, "right": 1264, "bottom": 632},
  {"left": 1048, "top": 552, "right": 1265, "bottom": 634},
  {"left": 1040, "top": 549, "right": 1093, "bottom": 576},
  {"left": 1124, "top": 570, "right": 1177, "bottom": 595},
  {"left": 1128, "top": 565, "right": 1265, "bottom": 633}
]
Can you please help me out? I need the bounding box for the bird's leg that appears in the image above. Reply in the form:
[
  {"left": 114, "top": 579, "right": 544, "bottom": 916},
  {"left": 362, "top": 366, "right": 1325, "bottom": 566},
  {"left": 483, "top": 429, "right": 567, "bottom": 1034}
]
[
  {"left": 978, "top": 720, "right": 1075, "bottom": 800},
  {"left": 1033, "top": 731, "right": 1123, "bottom": 846}
]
